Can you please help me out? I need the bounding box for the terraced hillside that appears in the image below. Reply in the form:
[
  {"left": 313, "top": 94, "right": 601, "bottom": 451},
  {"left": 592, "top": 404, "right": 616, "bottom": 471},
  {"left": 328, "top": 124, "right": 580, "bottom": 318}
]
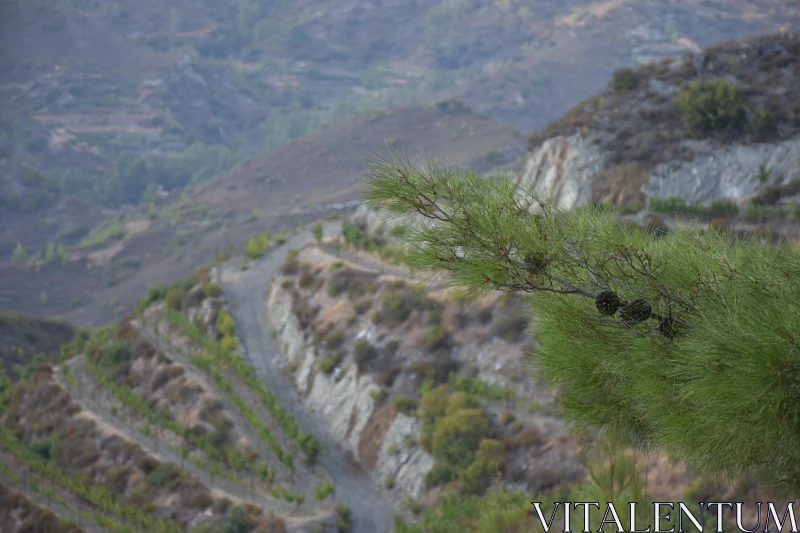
[
  {"left": 4, "top": 211, "right": 799, "bottom": 532},
  {"left": 0, "top": 265, "right": 347, "bottom": 532}
]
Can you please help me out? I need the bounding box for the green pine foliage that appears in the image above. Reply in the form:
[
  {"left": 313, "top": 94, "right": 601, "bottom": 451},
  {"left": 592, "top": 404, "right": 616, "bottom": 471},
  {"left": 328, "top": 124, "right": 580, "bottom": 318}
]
[{"left": 364, "top": 146, "right": 800, "bottom": 494}]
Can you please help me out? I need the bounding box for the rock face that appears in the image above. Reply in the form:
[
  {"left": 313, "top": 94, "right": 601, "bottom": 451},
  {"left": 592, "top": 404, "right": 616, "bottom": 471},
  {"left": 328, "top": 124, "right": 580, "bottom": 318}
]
[
  {"left": 643, "top": 136, "right": 800, "bottom": 204},
  {"left": 265, "top": 278, "right": 435, "bottom": 501},
  {"left": 520, "top": 133, "right": 607, "bottom": 210},
  {"left": 521, "top": 132, "right": 800, "bottom": 209}
]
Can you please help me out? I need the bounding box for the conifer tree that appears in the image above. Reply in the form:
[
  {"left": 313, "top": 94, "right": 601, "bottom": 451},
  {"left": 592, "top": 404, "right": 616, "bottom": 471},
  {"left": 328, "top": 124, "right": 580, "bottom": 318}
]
[
  {"left": 363, "top": 148, "right": 800, "bottom": 494},
  {"left": 11, "top": 242, "right": 28, "bottom": 264}
]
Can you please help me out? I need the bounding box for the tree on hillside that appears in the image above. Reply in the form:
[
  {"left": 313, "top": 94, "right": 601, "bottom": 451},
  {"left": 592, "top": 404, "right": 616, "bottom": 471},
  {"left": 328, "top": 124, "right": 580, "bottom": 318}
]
[
  {"left": 11, "top": 242, "right": 28, "bottom": 264},
  {"left": 312, "top": 222, "right": 324, "bottom": 243},
  {"left": 363, "top": 147, "right": 800, "bottom": 495}
]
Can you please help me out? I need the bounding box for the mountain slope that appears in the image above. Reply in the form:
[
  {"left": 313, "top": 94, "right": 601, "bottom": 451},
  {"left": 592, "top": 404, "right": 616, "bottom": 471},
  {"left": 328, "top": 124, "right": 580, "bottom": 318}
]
[{"left": 521, "top": 31, "right": 800, "bottom": 240}]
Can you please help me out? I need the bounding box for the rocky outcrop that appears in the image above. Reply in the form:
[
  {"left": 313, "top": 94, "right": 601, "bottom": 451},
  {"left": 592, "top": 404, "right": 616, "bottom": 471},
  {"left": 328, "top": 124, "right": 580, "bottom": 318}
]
[
  {"left": 521, "top": 132, "right": 800, "bottom": 210},
  {"left": 265, "top": 278, "right": 435, "bottom": 501},
  {"left": 520, "top": 133, "right": 607, "bottom": 210},
  {"left": 643, "top": 136, "right": 800, "bottom": 204}
]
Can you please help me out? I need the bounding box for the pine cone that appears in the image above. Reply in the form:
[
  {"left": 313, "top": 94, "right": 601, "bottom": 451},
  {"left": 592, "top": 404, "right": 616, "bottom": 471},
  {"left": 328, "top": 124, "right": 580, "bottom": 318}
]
[
  {"left": 619, "top": 299, "right": 652, "bottom": 325},
  {"left": 595, "top": 291, "right": 621, "bottom": 316}
]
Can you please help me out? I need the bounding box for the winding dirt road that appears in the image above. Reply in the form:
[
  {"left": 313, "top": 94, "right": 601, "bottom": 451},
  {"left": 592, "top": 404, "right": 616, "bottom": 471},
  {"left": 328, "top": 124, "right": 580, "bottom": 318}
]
[{"left": 222, "top": 222, "right": 398, "bottom": 533}]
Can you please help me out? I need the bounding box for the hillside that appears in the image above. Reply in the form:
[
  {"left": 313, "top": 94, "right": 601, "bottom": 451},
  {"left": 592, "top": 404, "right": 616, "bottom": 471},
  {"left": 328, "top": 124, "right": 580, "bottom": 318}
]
[
  {"left": 3, "top": 215, "right": 784, "bottom": 533},
  {"left": 1, "top": 0, "right": 797, "bottom": 212},
  {"left": 0, "top": 311, "right": 76, "bottom": 379},
  {"left": 0, "top": 103, "right": 524, "bottom": 326},
  {"left": 521, "top": 31, "right": 800, "bottom": 240}
]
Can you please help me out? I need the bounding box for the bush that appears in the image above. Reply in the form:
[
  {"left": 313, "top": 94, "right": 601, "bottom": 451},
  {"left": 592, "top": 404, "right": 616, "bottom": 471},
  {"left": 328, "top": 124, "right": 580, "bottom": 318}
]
[
  {"left": 393, "top": 396, "right": 419, "bottom": 414},
  {"left": 425, "top": 325, "right": 449, "bottom": 351},
  {"left": 325, "top": 329, "right": 345, "bottom": 350},
  {"left": 222, "top": 505, "right": 257, "bottom": 533},
  {"left": 459, "top": 439, "right": 506, "bottom": 493},
  {"left": 418, "top": 385, "right": 449, "bottom": 424},
  {"left": 677, "top": 78, "right": 746, "bottom": 132},
  {"left": 327, "top": 270, "right": 353, "bottom": 297},
  {"left": 317, "top": 352, "right": 343, "bottom": 374},
  {"left": 167, "top": 289, "right": 187, "bottom": 311},
  {"left": 610, "top": 67, "right": 637, "bottom": 92},
  {"left": 335, "top": 505, "right": 352, "bottom": 533},
  {"left": 29, "top": 438, "right": 54, "bottom": 460},
  {"left": 103, "top": 340, "right": 132, "bottom": 366},
  {"left": 244, "top": 235, "right": 266, "bottom": 259},
  {"left": 431, "top": 408, "right": 490, "bottom": 469},
  {"left": 312, "top": 223, "right": 324, "bottom": 242},
  {"left": 145, "top": 463, "right": 171, "bottom": 487},
  {"left": 203, "top": 282, "right": 223, "bottom": 298},
  {"left": 425, "top": 463, "right": 458, "bottom": 488},
  {"left": 353, "top": 339, "right": 378, "bottom": 371},
  {"left": 649, "top": 196, "right": 739, "bottom": 217},
  {"left": 381, "top": 290, "right": 411, "bottom": 323},
  {"left": 313, "top": 480, "right": 335, "bottom": 500},
  {"left": 298, "top": 269, "right": 316, "bottom": 289},
  {"left": 188, "top": 492, "right": 214, "bottom": 509},
  {"left": 752, "top": 106, "right": 777, "bottom": 139}
]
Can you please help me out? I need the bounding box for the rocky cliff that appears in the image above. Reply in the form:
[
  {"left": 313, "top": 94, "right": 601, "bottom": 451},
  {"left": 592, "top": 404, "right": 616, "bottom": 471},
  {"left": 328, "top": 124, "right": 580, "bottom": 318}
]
[
  {"left": 521, "top": 32, "right": 800, "bottom": 223},
  {"left": 264, "top": 244, "right": 586, "bottom": 505}
]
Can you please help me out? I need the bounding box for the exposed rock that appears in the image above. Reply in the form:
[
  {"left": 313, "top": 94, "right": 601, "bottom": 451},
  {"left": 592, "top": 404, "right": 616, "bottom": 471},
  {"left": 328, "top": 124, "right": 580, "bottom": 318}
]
[
  {"left": 644, "top": 135, "right": 800, "bottom": 204},
  {"left": 266, "top": 277, "right": 436, "bottom": 495},
  {"left": 520, "top": 133, "right": 607, "bottom": 210}
]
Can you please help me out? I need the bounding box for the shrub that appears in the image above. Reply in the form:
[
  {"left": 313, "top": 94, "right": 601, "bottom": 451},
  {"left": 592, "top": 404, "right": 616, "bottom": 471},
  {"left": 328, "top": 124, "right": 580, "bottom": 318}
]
[
  {"left": 317, "top": 352, "right": 343, "bottom": 374},
  {"left": 752, "top": 106, "right": 777, "bottom": 140},
  {"left": 312, "top": 223, "right": 324, "bottom": 242},
  {"left": 431, "top": 408, "right": 490, "bottom": 468},
  {"left": 206, "top": 424, "right": 230, "bottom": 449},
  {"left": 335, "top": 505, "right": 352, "bottom": 533},
  {"left": 327, "top": 270, "right": 353, "bottom": 297},
  {"left": 244, "top": 235, "right": 265, "bottom": 259},
  {"left": 222, "top": 505, "right": 256, "bottom": 533},
  {"left": 425, "top": 325, "right": 449, "bottom": 351},
  {"left": 425, "top": 464, "right": 458, "bottom": 488},
  {"left": 29, "top": 438, "right": 54, "bottom": 460},
  {"left": 313, "top": 480, "right": 335, "bottom": 500},
  {"left": 418, "top": 385, "right": 450, "bottom": 425},
  {"left": 459, "top": 439, "right": 506, "bottom": 493},
  {"left": 445, "top": 391, "right": 476, "bottom": 416},
  {"left": 381, "top": 290, "right": 411, "bottom": 323},
  {"left": 677, "top": 78, "right": 746, "bottom": 132},
  {"left": 203, "top": 282, "right": 223, "bottom": 298},
  {"left": 281, "top": 257, "right": 299, "bottom": 275},
  {"left": 610, "top": 67, "right": 638, "bottom": 92},
  {"left": 167, "top": 289, "right": 187, "bottom": 311},
  {"left": 298, "top": 269, "right": 316, "bottom": 289},
  {"left": 393, "top": 396, "right": 419, "bottom": 414},
  {"left": 103, "top": 340, "right": 132, "bottom": 366},
  {"left": 145, "top": 463, "right": 171, "bottom": 487},
  {"left": 353, "top": 339, "right": 378, "bottom": 371},
  {"left": 188, "top": 492, "right": 214, "bottom": 509},
  {"left": 325, "top": 329, "right": 345, "bottom": 350},
  {"left": 385, "top": 475, "right": 395, "bottom": 489}
]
